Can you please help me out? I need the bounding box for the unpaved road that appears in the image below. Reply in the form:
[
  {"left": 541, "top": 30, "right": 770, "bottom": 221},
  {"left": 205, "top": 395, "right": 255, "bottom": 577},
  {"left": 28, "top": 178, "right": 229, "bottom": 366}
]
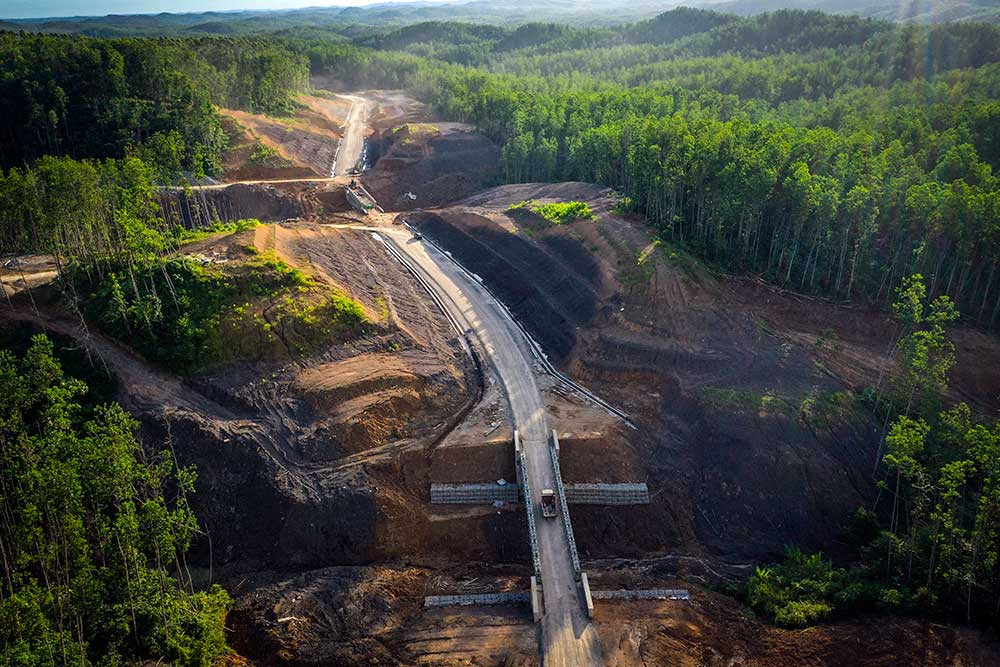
[
  {"left": 172, "top": 92, "right": 370, "bottom": 190},
  {"left": 330, "top": 94, "right": 370, "bottom": 177},
  {"left": 375, "top": 226, "right": 604, "bottom": 667},
  {"left": 170, "top": 176, "right": 342, "bottom": 191}
]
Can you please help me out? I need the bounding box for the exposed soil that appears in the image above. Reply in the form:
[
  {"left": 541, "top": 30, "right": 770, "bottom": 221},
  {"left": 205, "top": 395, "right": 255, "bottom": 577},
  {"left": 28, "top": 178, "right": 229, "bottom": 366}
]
[
  {"left": 0, "top": 254, "right": 58, "bottom": 298},
  {"left": 592, "top": 591, "right": 1000, "bottom": 667},
  {"left": 8, "top": 90, "right": 999, "bottom": 666},
  {"left": 408, "top": 182, "right": 1000, "bottom": 566},
  {"left": 225, "top": 557, "right": 1000, "bottom": 667},
  {"left": 219, "top": 113, "right": 318, "bottom": 182},
  {"left": 158, "top": 183, "right": 303, "bottom": 227},
  {"left": 219, "top": 94, "right": 354, "bottom": 179},
  {"left": 363, "top": 121, "right": 500, "bottom": 212},
  {"left": 0, "top": 219, "right": 526, "bottom": 577}
]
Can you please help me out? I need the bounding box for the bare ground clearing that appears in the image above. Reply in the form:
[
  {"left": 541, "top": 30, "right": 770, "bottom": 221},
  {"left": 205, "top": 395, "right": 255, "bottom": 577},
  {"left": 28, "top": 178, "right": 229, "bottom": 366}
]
[{"left": 6, "top": 88, "right": 1000, "bottom": 665}]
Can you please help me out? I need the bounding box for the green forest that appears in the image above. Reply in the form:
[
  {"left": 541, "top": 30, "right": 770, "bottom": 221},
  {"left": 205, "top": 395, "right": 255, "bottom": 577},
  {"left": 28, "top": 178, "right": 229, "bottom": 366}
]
[
  {"left": 6, "top": 11, "right": 1000, "bottom": 330},
  {"left": 0, "top": 334, "right": 230, "bottom": 666},
  {"left": 0, "top": 33, "right": 308, "bottom": 176},
  {"left": 302, "top": 11, "right": 1000, "bottom": 331}
]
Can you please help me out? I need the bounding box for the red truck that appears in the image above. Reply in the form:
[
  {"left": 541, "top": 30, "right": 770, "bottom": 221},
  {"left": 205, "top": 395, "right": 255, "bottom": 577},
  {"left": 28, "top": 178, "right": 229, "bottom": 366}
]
[{"left": 540, "top": 489, "right": 558, "bottom": 518}]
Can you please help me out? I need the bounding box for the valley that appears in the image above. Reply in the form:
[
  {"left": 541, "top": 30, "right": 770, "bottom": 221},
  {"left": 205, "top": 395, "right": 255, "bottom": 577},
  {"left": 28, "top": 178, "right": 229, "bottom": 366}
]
[
  {"left": 5, "top": 85, "right": 999, "bottom": 665},
  {"left": 3, "top": 8, "right": 1000, "bottom": 667}
]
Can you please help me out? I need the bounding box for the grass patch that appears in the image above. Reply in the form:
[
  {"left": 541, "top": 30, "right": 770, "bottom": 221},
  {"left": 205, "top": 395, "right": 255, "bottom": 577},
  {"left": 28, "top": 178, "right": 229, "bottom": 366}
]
[
  {"left": 701, "top": 386, "right": 858, "bottom": 424},
  {"left": 249, "top": 140, "right": 286, "bottom": 167},
  {"left": 175, "top": 218, "right": 261, "bottom": 245},
  {"left": 506, "top": 199, "right": 596, "bottom": 226},
  {"left": 700, "top": 387, "right": 791, "bottom": 413},
  {"left": 393, "top": 123, "right": 441, "bottom": 146},
  {"left": 81, "top": 250, "right": 367, "bottom": 373},
  {"left": 799, "top": 389, "right": 854, "bottom": 427}
]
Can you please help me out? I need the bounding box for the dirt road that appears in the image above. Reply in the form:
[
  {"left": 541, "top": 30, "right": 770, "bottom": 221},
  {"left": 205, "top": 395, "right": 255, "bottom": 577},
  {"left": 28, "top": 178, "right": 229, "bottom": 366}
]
[
  {"left": 376, "top": 226, "right": 604, "bottom": 667},
  {"left": 170, "top": 93, "right": 370, "bottom": 190},
  {"left": 169, "top": 177, "right": 342, "bottom": 191},
  {"left": 330, "top": 94, "right": 370, "bottom": 177}
]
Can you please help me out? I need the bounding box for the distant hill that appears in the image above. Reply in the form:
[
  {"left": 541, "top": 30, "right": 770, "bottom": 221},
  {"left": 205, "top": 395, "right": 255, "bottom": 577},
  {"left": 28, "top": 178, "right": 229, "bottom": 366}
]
[
  {"left": 5, "top": 0, "right": 995, "bottom": 37},
  {"left": 3, "top": 0, "right": 691, "bottom": 35},
  {"left": 696, "top": 0, "right": 1000, "bottom": 23}
]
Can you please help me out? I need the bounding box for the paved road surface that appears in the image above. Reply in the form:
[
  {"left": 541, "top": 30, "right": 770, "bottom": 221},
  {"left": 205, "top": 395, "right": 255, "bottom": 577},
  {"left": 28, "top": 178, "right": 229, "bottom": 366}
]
[
  {"left": 378, "top": 227, "right": 604, "bottom": 667},
  {"left": 330, "top": 94, "right": 370, "bottom": 176}
]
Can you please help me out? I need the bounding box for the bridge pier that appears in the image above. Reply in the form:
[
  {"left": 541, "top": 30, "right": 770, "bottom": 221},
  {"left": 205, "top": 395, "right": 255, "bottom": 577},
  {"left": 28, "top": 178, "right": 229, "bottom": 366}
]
[
  {"left": 581, "top": 572, "right": 594, "bottom": 619},
  {"left": 531, "top": 575, "right": 542, "bottom": 623}
]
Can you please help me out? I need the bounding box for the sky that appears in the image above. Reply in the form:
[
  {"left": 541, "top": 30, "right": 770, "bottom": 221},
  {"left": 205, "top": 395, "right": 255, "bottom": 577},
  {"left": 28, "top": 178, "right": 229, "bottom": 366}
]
[{"left": 2, "top": 0, "right": 426, "bottom": 20}]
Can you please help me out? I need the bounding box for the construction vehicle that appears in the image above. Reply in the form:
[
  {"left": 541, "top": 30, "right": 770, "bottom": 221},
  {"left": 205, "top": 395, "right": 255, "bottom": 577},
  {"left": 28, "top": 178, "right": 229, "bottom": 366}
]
[
  {"left": 540, "top": 489, "right": 558, "bottom": 518},
  {"left": 346, "top": 181, "right": 381, "bottom": 215}
]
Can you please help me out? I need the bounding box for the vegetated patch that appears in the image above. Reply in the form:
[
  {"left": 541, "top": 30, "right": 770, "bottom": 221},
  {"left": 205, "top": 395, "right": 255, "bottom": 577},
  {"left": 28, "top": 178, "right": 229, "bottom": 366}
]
[
  {"left": 0, "top": 334, "right": 232, "bottom": 666},
  {"left": 506, "top": 199, "right": 596, "bottom": 226},
  {"left": 249, "top": 139, "right": 288, "bottom": 167},
  {"left": 743, "top": 547, "right": 886, "bottom": 628},
  {"left": 219, "top": 114, "right": 312, "bottom": 181},
  {"left": 392, "top": 122, "right": 442, "bottom": 146},
  {"left": 699, "top": 386, "right": 856, "bottom": 424},
  {"left": 175, "top": 217, "right": 263, "bottom": 245},
  {"left": 0, "top": 321, "right": 118, "bottom": 407},
  {"left": 79, "top": 226, "right": 369, "bottom": 373},
  {"left": 699, "top": 387, "right": 796, "bottom": 416}
]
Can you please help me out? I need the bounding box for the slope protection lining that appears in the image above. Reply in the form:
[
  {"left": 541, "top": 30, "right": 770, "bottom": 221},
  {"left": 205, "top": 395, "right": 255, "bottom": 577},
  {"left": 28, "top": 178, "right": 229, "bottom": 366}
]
[{"left": 409, "top": 210, "right": 601, "bottom": 364}]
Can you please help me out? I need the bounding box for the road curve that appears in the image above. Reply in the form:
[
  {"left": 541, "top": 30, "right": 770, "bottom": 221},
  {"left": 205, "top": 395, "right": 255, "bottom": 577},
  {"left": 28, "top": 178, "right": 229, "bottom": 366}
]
[{"left": 377, "top": 227, "right": 603, "bottom": 667}]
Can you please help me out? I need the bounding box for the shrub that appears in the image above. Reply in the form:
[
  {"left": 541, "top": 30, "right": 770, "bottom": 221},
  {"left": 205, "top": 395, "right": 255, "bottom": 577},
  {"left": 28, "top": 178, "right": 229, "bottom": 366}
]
[
  {"left": 745, "top": 548, "right": 871, "bottom": 628},
  {"left": 506, "top": 199, "right": 596, "bottom": 225},
  {"left": 83, "top": 250, "right": 367, "bottom": 372}
]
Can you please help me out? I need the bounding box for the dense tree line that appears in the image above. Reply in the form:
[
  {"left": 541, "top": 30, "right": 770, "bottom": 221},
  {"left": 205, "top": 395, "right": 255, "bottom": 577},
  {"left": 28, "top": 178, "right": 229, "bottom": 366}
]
[
  {"left": 305, "top": 14, "right": 1000, "bottom": 329},
  {"left": 0, "top": 156, "right": 167, "bottom": 259},
  {"left": 0, "top": 32, "right": 308, "bottom": 176},
  {"left": 0, "top": 334, "right": 230, "bottom": 665}
]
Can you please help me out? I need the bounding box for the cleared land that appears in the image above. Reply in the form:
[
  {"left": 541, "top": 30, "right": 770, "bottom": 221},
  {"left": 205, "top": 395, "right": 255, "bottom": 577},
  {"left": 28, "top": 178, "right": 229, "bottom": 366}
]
[{"left": 5, "top": 90, "right": 1000, "bottom": 667}]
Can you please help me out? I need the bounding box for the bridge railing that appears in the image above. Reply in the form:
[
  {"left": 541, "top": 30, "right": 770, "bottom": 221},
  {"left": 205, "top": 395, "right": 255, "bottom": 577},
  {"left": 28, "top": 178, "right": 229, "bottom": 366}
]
[
  {"left": 516, "top": 432, "right": 542, "bottom": 578},
  {"left": 549, "top": 430, "right": 580, "bottom": 573}
]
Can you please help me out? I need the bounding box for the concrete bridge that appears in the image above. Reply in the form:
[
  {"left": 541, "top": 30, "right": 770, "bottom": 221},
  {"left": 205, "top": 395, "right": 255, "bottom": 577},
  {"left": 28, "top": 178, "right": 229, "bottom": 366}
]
[{"left": 378, "top": 227, "right": 604, "bottom": 666}]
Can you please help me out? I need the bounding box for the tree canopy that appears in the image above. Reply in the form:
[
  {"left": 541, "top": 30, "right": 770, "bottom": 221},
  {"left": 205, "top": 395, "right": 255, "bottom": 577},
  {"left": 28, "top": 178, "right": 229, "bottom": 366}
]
[{"left": 0, "top": 334, "right": 230, "bottom": 666}]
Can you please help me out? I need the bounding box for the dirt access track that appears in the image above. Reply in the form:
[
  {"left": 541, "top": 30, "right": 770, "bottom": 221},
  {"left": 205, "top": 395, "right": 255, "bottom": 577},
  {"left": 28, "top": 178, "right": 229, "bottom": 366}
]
[{"left": 6, "top": 89, "right": 1000, "bottom": 666}]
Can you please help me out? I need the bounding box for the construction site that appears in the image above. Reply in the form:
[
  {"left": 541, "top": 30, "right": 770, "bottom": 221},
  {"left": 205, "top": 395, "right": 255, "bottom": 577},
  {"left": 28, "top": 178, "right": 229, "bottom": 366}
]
[{"left": 4, "top": 88, "right": 1000, "bottom": 667}]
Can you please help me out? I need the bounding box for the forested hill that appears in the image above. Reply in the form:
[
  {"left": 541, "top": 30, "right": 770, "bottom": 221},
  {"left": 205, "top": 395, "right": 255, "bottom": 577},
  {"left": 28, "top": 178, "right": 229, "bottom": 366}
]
[
  {"left": 5, "top": 0, "right": 998, "bottom": 37},
  {"left": 706, "top": 0, "right": 1000, "bottom": 24},
  {"left": 304, "top": 10, "right": 1000, "bottom": 331},
  {"left": 3, "top": 8, "right": 1000, "bottom": 334},
  {"left": 0, "top": 33, "right": 307, "bottom": 174}
]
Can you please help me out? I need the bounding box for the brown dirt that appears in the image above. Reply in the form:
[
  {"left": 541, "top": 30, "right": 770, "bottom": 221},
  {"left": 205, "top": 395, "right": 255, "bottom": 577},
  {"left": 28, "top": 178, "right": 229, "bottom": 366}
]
[
  {"left": 228, "top": 563, "right": 539, "bottom": 667},
  {"left": 0, "top": 220, "right": 517, "bottom": 574},
  {"left": 10, "top": 95, "right": 999, "bottom": 666},
  {"left": 224, "top": 558, "right": 1000, "bottom": 667},
  {"left": 592, "top": 589, "right": 1000, "bottom": 667},
  {"left": 1, "top": 254, "right": 58, "bottom": 297},
  {"left": 408, "top": 182, "right": 1000, "bottom": 565},
  {"left": 219, "top": 94, "right": 355, "bottom": 179},
  {"left": 158, "top": 183, "right": 303, "bottom": 227},
  {"left": 219, "top": 114, "right": 318, "bottom": 182},
  {"left": 363, "top": 121, "right": 499, "bottom": 212}
]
